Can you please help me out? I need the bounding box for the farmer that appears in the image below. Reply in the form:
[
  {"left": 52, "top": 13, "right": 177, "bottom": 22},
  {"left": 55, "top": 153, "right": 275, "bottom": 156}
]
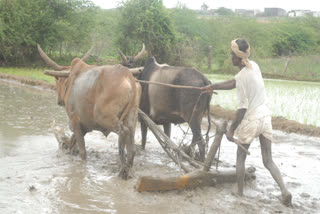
[{"left": 202, "top": 38, "right": 292, "bottom": 206}]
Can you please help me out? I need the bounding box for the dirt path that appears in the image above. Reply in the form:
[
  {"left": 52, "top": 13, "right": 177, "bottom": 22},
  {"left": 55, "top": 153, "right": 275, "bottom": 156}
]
[{"left": 1, "top": 73, "right": 320, "bottom": 137}]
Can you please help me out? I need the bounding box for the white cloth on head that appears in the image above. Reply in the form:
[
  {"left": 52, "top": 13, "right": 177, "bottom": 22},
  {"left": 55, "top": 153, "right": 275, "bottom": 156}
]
[
  {"left": 231, "top": 39, "right": 252, "bottom": 68},
  {"left": 234, "top": 61, "right": 272, "bottom": 144}
]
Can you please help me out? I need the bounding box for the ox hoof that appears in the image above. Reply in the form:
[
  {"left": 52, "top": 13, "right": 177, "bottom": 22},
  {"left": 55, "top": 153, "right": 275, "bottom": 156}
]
[{"left": 119, "top": 166, "right": 133, "bottom": 180}]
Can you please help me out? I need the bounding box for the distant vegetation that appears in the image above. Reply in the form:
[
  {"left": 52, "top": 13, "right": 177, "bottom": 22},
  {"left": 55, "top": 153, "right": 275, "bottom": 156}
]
[{"left": 0, "top": 0, "right": 320, "bottom": 80}]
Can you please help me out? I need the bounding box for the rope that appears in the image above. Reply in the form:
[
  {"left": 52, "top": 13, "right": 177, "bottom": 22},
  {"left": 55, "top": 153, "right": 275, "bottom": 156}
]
[{"left": 136, "top": 80, "right": 217, "bottom": 94}]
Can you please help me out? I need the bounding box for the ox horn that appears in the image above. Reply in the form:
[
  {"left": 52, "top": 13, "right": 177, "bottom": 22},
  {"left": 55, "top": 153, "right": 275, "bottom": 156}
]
[
  {"left": 81, "top": 44, "right": 95, "bottom": 61},
  {"left": 133, "top": 43, "right": 146, "bottom": 61},
  {"left": 119, "top": 48, "right": 128, "bottom": 65},
  {"left": 128, "top": 67, "right": 143, "bottom": 77},
  {"left": 44, "top": 70, "right": 70, "bottom": 77},
  {"left": 37, "top": 44, "right": 69, "bottom": 71}
]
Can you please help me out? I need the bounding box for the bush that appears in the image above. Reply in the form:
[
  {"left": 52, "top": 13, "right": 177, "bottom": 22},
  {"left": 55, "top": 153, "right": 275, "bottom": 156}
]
[{"left": 272, "top": 23, "right": 317, "bottom": 56}]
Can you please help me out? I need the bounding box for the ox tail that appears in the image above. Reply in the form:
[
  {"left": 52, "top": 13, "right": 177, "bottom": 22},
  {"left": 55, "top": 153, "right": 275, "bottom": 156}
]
[{"left": 119, "top": 75, "right": 137, "bottom": 122}]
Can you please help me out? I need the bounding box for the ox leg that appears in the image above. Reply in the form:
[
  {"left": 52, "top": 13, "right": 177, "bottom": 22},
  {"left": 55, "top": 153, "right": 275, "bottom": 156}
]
[
  {"left": 190, "top": 121, "right": 205, "bottom": 162},
  {"left": 73, "top": 122, "right": 87, "bottom": 160},
  {"left": 140, "top": 119, "right": 148, "bottom": 150},
  {"left": 163, "top": 123, "right": 171, "bottom": 138},
  {"left": 126, "top": 129, "right": 135, "bottom": 169},
  {"left": 69, "top": 134, "right": 80, "bottom": 156},
  {"left": 118, "top": 125, "right": 135, "bottom": 180}
]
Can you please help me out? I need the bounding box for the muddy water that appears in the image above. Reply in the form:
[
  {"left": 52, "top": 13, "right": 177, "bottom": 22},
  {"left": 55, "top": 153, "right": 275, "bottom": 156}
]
[{"left": 0, "top": 79, "right": 320, "bottom": 214}]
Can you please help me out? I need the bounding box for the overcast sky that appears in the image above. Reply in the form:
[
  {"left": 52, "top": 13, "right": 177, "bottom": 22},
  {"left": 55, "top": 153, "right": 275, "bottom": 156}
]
[{"left": 92, "top": 0, "right": 320, "bottom": 12}]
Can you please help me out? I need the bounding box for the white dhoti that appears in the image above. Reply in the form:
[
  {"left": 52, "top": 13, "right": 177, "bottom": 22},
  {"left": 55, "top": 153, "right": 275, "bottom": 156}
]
[
  {"left": 235, "top": 115, "right": 273, "bottom": 144},
  {"left": 234, "top": 60, "right": 273, "bottom": 144}
]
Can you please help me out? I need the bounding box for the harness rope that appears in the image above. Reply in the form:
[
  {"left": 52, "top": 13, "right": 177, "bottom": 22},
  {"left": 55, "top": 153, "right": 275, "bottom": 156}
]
[{"left": 136, "top": 80, "right": 217, "bottom": 94}]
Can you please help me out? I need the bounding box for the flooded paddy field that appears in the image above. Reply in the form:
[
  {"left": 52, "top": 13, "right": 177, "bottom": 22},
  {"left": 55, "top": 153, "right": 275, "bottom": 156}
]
[
  {"left": 207, "top": 74, "right": 320, "bottom": 127},
  {"left": 0, "top": 79, "right": 320, "bottom": 214}
]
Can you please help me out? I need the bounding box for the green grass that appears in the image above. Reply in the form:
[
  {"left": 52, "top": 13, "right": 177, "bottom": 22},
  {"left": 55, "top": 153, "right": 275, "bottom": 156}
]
[
  {"left": 207, "top": 75, "right": 320, "bottom": 126},
  {"left": 202, "top": 55, "right": 320, "bottom": 82},
  {"left": 255, "top": 55, "right": 320, "bottom": 81},
  {"left": 0, "top": 67, "right": 55, "bottom": 84}
]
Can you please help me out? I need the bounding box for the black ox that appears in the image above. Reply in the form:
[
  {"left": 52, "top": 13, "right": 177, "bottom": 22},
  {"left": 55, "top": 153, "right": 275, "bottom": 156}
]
[{"left": 138, "top": 57, "right": 212, "bottom": 161}]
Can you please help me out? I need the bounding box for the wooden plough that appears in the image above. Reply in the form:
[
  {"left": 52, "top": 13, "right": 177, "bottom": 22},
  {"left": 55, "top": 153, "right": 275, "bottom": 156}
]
[{"left": 136, "top": 109, "right": 256, "bottom": 192}]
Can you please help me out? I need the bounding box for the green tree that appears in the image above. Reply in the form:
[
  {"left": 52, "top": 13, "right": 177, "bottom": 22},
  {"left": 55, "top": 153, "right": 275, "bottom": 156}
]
[
  {"left": 118, "top": 0, "right": 176, "bottom": 63},
  {"left": 215, "top": 7, "right": 234, "bottom": 17},
  {"left": 0, "top": 0, "right": 96, "bottom": 65},
  {"left": 272, "top": 21, "right": 317, "bottom": 56}
]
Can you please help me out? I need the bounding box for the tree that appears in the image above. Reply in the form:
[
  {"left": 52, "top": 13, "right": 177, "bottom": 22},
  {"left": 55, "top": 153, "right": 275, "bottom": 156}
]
[
  {"left": 0, "top": 0, "right": 96, "bottom": 65},
  {"left": 272, "top": 22, "right": 317, "bottom": 56},
  {"left": 215, "top": 7, "right": 234, "bottom": 17},
  {"left": 118, "top": 0, "right": 176, "bottom": 63}
]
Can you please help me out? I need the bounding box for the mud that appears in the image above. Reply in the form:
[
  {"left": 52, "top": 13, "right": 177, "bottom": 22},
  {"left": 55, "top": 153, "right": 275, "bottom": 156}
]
[{"left": 1, "top": 76, "right": 320, "bottom": 214}]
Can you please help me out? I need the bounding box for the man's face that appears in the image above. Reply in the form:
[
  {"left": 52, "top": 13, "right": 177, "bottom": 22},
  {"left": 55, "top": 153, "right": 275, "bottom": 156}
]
[{"left": 231, "top": 51, "right": 242, "bottom": 66}]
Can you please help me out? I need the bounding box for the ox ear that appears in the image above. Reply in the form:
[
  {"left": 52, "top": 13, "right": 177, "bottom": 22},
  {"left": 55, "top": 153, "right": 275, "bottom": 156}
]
[
  {"left": 44, "top": 70, "right": 70, "bottom": 78},
  {"left": 128, "top": 67, "right": 143, "bottom": 77}
]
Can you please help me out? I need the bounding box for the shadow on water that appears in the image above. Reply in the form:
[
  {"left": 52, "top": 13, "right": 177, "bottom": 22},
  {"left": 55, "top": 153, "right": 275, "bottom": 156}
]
[{"left": 0, "top": 79, "right": 319, "bottom": 214}]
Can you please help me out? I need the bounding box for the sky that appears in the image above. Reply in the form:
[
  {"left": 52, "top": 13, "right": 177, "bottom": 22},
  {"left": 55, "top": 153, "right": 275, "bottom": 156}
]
[{"left": 92, "top": 0, "right": 320, "bottom": 12}]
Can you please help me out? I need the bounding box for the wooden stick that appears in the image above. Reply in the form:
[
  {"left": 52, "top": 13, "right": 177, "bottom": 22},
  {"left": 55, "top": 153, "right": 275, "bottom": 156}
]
[
  {"left": 203, "top": 121, "right": 227, "bottom": 172},
  {"left": 136, "top": 80, "right": 217, "bottom": 94},
  {"left": 233, "top": 139, "right": 251, "bottom": 155},
  {"left": 138, "top": 109, "right": 201, "bottom": 172},
  {"left": 136, "top": 167, "right": 256, "bottom": 192},
  {"left": 138, "top": 109, "right": 204, "bottom": 169}
]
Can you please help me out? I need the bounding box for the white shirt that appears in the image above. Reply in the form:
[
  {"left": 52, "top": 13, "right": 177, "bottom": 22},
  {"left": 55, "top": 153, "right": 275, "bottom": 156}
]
[{"left": 234, "top": 61, "right": 271, "bottom": 120}]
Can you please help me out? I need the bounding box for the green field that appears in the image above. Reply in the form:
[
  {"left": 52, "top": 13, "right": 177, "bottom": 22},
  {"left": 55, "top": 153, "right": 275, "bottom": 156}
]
[
  {"left": 0, "top": 67, "right": 55, "bottom": 84},
  {"left": 207, "top": 74, "right": 320, "bottom": 126}
]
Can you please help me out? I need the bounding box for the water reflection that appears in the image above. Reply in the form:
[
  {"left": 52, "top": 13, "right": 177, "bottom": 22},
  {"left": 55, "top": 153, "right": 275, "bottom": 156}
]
[{"left": 0, "top": 80, "right": 67, "bottom": 138}]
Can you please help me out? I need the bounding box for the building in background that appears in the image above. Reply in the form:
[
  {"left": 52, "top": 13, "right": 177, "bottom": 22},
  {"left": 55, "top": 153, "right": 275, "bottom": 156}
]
[
  {"left": 235, "top": 9, "right": 260, "bottom": 17},
  {"left": 264, "top": 8, "right": 287, "bottom": 17}
]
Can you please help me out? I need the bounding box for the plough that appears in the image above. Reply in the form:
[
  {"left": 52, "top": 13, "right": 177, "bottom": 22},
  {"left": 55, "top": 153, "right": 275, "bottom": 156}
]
[{"left": 136, "top": 109, "right": 256, "bottom": 192}]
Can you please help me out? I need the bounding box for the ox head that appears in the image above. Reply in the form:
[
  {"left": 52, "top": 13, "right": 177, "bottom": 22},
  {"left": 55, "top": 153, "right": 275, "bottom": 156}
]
[
  {"left": 37, "top": 44, "right": 94, "bottom": 106},
  {"left": 119, "top": 43, "right": 147, "bottom": 68}
]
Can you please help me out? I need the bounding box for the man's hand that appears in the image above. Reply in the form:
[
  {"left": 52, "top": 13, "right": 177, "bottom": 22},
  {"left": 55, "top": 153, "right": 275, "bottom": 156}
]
[
  {"left": 201, "top": 79, "right": 236, "bottom": 92},
  {"left": 226, "top": 129, "right": 235, "bottom": 142},
  {"left": 201, "top": 84, "right": 214, "bottom": 92}
]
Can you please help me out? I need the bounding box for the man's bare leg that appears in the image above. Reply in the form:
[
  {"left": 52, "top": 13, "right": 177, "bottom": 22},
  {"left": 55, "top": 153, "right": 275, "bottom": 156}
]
[
  {"left": 236, "top": 143, "right": 250, "bottom": 196},
  {"left": 259, "top": 135, "right": 292, "bottom": 207}
]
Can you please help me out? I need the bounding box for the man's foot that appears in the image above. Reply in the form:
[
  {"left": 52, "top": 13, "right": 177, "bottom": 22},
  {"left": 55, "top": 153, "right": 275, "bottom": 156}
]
[
  {"left": 282, "top": 192, "right": 292, "bottom": 207},
  {"left": 231, "top": 185, "right": 244, "bottom": 197}
]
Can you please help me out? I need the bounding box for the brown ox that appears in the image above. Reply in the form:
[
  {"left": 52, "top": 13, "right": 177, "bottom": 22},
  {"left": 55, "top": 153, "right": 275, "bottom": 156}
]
[{"left": 38, "top": 44, "right": 141, "bottom": 179}]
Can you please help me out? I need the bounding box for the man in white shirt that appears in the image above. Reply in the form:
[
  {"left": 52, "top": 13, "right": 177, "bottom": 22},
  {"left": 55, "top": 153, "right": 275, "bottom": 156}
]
[{"left": 202, "top": 38, "right": 292, "bottom": 207}]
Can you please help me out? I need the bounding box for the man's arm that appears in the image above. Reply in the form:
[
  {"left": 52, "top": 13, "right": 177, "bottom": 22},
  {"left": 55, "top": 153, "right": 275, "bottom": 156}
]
[
  {"left": 202, "top": 79, "right": 236, "bottom": 91},
  {"left": 226, "top": 108, "right": 246, "bottom": 142}
]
